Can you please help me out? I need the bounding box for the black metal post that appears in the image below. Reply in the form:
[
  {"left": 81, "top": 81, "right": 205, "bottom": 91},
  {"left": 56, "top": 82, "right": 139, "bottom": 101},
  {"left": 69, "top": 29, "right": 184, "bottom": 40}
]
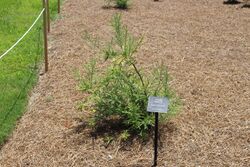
[{"left": 153, "top": 112, "right": 159, "bottom": 166}]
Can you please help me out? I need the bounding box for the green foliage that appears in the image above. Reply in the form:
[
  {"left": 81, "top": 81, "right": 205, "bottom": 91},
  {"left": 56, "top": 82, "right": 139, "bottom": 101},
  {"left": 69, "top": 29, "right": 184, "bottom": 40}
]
[
  {"left": 119, "top": 130, "right": 130, "bottom": 141},
  {"left": 103, "top": 135, "right": 114, "bottom": 145},
  {"left": 80, "top": 14, "right": 180, "bottom": 138},
  {"left": 104, "top": 0, "right": 129, "bottom": 9},
  {"left": 78, "top": 59, "right": 97, "bottom": 92},
  {"left": 115, "top": 0, "right": 129, "bottom": 9}
]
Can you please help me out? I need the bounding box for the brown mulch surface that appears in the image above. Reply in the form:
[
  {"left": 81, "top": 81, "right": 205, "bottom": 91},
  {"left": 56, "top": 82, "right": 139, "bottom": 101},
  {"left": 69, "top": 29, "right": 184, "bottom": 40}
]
[{"left": 0, "top": 0, "right": 249, "bottom": 166}]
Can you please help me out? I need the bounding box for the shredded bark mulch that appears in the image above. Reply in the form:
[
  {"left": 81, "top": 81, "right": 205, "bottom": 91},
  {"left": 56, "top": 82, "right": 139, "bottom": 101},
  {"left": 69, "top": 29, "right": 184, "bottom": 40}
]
[{"left": 0, "top": 0, "right": 249, "bottom": 166}]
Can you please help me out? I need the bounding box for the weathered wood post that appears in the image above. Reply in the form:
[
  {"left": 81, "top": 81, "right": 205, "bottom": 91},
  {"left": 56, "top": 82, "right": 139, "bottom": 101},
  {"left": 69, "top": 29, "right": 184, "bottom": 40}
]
[
  {"left": 58, "top": 0, "right": 61, "bottom": 14},
  {"left": 43, "top": 0, "right": 48, "bottom": 72},
  {"left": 47, "top": 0, "right": 50, "bottom": 32}
]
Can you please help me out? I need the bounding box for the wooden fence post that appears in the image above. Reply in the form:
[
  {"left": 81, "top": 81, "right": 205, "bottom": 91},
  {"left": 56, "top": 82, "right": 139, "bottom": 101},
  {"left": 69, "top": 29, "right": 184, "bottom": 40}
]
[
  {"left": 43, "top": 0, "right": 48, "bottom": 72},
  {"left": 47, "top": 0, "right": 50, "bottom": 32},
  {"left": 58, "top": 0, "right": 60, "bottom": 14}
]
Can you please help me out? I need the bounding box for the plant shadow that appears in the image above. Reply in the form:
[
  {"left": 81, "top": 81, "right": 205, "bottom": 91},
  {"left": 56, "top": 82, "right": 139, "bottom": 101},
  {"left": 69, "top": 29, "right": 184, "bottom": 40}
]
[
  {"left": 223, "top": 0, "right": 241, "bottom": 5},
  {"left": 101, "top": 5, "right": 129, "bottom": 11},
  {"left": 241, "top": 3, "right": 250, "bottom": 8},
  {"left": 90, "top": 118, "right": 151, "bottom": 147},
  {"left": 73, "top": 117, "right": 177, "bottom": 149}
]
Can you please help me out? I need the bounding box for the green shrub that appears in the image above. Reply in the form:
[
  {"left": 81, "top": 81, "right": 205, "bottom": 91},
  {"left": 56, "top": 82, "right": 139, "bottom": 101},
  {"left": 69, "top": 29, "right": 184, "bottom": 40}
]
[
  {"left": 104, "top": 0, "right": 129, "bottom": 9},
  {"left": 115, "top": 0, "right": 129, "bottom": 9},
  {"left": 78, "top": 58, "right": 97, "bottom": 92},
  {"left": 80, "top": 14, "right": 180, "bottom": 137}
]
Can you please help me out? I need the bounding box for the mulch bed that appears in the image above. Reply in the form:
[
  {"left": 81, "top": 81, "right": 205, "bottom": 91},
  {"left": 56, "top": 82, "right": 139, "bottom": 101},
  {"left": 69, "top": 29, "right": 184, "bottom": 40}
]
[{"left": 0, "top": 0, "right": 249, "bottom": 166}]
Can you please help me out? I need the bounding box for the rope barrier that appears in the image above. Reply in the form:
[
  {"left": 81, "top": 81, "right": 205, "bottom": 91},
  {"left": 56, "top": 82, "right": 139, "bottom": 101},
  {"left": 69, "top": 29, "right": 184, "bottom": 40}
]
[{"left": 0, "top": 8, "right": 45, "bottom": 61}]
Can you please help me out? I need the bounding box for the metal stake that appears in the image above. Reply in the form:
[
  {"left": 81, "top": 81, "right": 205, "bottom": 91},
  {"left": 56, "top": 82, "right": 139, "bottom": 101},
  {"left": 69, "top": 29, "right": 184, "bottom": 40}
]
[{"left": 153, "top": 112, "right": 159, "bottom": 166}]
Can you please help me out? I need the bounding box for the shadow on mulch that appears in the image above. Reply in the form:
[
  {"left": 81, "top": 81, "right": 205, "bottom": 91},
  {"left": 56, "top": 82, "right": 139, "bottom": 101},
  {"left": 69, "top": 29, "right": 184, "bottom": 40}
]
[
  {"left": 223, "top": 0, "right": 241, "bottom": 5},
  {"left": 101, "top": 5, "right": 129, "bottom": 11},
  {"left": 241, "top": 4, "right": 250, "bottom": 8},
  {"left": 223, "top": 0, "right": 250, "bottom": 8},
  {"left": 72, "top": 117, "right": 177, "bottom": 149},
  {"left": 152, "top": 0, "right": 163, "bottom": 2}
]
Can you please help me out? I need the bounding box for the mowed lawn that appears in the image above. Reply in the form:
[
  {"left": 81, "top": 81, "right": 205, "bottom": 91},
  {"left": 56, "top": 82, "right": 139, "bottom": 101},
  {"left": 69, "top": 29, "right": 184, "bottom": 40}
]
[{"left": 0, "top": 0, "right": 58, "bottom": 146}]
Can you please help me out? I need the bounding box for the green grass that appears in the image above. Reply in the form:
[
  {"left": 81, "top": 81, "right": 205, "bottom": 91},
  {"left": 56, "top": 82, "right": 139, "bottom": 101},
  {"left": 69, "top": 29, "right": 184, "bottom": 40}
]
[{"left": 0, "top": 0, "right": 59, "bottom": 146}]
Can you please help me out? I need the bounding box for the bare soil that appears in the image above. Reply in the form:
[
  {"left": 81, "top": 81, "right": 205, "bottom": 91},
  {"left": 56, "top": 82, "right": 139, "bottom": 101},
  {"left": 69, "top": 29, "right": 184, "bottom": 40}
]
[{"left": 0, "top": 0, "right": 249, "bottom": 166}]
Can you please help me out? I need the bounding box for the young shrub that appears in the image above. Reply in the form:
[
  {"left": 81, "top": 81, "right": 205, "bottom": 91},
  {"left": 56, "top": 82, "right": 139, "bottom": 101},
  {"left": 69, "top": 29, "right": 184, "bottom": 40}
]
[
  {"left": 80, "top": 14, "right": 180, "bottom": 138},
  {"left": 78, "top": 59, "right": 97, "bottom": 92},
  {"left": 115, "top": 0, "right": 129, "bottom": 9}
]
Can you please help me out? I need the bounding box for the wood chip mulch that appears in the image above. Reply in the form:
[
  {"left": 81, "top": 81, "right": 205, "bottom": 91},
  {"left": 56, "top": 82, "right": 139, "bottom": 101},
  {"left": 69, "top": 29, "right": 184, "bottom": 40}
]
[{"left": 0, "top": 0, "right": 249, "bottom": 166}]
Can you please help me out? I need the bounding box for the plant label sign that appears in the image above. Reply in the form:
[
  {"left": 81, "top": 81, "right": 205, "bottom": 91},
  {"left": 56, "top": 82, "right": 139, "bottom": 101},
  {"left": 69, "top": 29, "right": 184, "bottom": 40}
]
[{"left": 147, "top": 96, "right": 169, "bottom": 113}]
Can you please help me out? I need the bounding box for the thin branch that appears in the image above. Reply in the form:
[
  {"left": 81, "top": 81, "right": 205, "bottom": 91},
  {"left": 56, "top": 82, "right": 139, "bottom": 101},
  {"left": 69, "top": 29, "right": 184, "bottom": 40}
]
[{"left": 131, "top": 62, "right": 147, "bottom": 97}]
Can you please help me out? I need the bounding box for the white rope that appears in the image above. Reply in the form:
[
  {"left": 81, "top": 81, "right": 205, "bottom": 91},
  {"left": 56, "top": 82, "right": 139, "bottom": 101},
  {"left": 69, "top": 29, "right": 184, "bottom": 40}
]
[{"left": 0, "top": 8, "right": 45, "bottom": 61}]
